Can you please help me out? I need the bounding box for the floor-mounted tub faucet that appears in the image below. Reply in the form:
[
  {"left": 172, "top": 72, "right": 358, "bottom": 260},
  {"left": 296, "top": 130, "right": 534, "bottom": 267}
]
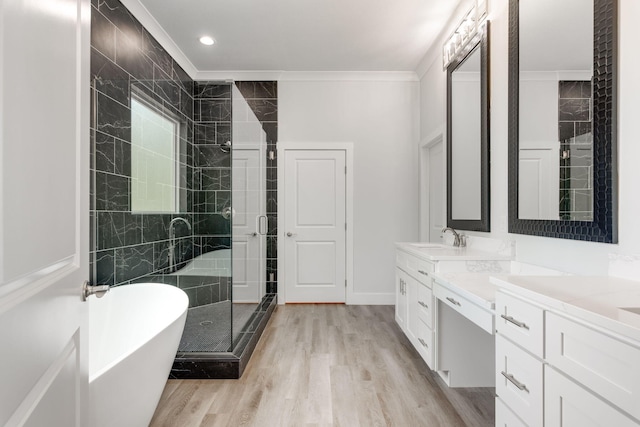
[
  {"left": 168, "top": 217, "right": 192, "bottom": 272},
  {"left": 441, "top": 227, "right": 466, "bottom": 247}
]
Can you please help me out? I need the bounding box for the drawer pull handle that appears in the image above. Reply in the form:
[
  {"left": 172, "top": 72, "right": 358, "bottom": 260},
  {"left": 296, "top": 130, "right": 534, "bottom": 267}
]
[
  {"left": 418, "top": 301, "right": 428, "bottom": 309},
  {"left": 418, "top": 338, "right": 429, "bottom": 348},
  {"left": 446, "top": 297, "right": 461, "bottom": 306},
  {"left": 500, "top": 314, "right": 529, "bottom": 330},
  {"left": 418, "top": 270, "right": 429, "bottom": 277},
  {"left": 501, "top": 371, "right": 529, "bottom": 393}
]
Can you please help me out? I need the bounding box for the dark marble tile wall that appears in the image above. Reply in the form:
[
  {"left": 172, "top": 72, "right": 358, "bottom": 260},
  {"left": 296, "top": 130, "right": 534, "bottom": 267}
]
[
  {"left": 193, "top": 82, "right": 233, "bottom": 251},
  {"left": 235, "top": 82, "right": 278, "bottom": 294},
  {"left": 558, "top": 80, "right": 593, "bottom": 221},
  {"left": 90, "top": 0, "right": 232, "bottom": 306}
]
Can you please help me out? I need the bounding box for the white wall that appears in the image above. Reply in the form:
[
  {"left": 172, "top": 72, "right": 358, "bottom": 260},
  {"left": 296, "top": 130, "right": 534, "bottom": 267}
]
[
  {"left": 279, "top": 79, "right": 420, "bottom": 303},
  {"left": 419, "top": 0, "right": 640, "bottom": 275}
]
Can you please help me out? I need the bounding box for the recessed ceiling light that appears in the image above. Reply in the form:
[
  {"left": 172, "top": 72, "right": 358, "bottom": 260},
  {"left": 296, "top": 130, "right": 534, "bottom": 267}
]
[{"left": 199, "top": 36, "right": 215, "bottom": 46}]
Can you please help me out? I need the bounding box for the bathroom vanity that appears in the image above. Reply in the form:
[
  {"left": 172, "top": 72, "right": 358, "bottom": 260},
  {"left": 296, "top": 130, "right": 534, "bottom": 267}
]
[
  {"left": 395, "top": 241, "right": 512, "bottom": 386},
  {"left": 492, "top": 276, "right": 640, "bottom": 427},
  {"left": 396, "top": 241, "right": 640, "bottom": 425}
]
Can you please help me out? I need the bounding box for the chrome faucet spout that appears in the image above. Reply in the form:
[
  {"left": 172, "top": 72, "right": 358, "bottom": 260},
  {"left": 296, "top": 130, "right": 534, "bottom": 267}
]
[
  {"left": 168, "top": 217, "right": 192, "bottom": 240},
  {"left": 441, "top": 227, "right": 465, "bottom": 247}
]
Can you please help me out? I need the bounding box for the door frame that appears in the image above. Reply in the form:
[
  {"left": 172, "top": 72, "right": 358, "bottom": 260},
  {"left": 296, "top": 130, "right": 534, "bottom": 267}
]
[
  {"left": 277, "top": 142, "right": 354, "bottom": 305},
  {"left": 419, "top": 128, "right": 446, "bottom": 242}
]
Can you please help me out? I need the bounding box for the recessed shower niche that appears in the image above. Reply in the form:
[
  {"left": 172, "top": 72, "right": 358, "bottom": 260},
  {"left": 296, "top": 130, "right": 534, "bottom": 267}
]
[{"left": 89, "top": 0, "right": 278, "bottom": 378}]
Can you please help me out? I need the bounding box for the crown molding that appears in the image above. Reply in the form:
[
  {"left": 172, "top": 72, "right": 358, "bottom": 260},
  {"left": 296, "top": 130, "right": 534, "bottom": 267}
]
[
  {"left": 194, "top": 71, "right": 285, "bottom": 82},
  {"left": 119, "top": 0, "right": 198, "bottom": 79},
  {"left": 194, "top": 70, "right": 418, "bottom": 82},
  {"left": 280, "top": 71, "right": 418, "bottom": 82}
]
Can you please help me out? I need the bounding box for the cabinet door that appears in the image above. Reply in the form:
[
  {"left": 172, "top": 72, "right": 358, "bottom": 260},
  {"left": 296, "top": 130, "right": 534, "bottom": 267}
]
[
  {"left": 546, "top": 312, "right": 640, "bottom": 421},
  {"left": 545, "top": 366, "right": 638, "bottom": 427},
  {"left": 395, "top": 269, "right": 407, "bottom": 330},
  {"left": 406, "top": 275, "right": 419, "bottom": 344}
]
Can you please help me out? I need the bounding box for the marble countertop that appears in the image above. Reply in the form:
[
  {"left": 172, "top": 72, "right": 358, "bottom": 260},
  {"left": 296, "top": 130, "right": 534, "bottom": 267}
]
[
  {"left": 432, "top": 272, "right": 499, "bottom": 311},
  {"left": 395, "top": 242, "right": 513, "bottom": 261},
  {"left": 491, "top": 275, "right": 640, "bottom": 343}
]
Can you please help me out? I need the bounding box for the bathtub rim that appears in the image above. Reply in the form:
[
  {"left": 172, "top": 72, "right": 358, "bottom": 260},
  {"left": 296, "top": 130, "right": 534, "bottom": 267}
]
[{"left": 89, "top": 282, "right": 188, "bottom": 383}]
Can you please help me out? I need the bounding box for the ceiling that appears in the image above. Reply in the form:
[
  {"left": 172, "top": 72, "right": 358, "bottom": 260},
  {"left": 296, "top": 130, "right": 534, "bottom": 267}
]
[{"left": 132, "top": 0, "right": 464, "bottom": 73}]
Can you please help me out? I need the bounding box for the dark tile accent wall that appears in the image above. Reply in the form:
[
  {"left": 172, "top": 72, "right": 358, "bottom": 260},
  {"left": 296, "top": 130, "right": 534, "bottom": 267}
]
[
  {"left": 90, "top": 0, "right": 232, "bottom": 306},
  {"left": 235, "top": 82, "right": 278, "bottom": 293},
  {"left": 193, "top": 82, "right": 233, "bottom": 252},
  {"left": 558, "top": 80, "right": 593, "bottom": 221}
]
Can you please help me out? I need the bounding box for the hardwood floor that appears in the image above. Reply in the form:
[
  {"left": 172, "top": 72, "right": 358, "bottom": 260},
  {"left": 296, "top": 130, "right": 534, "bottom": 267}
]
[{"left": 150, "top": 304, "right": 494, "bottom": 427}]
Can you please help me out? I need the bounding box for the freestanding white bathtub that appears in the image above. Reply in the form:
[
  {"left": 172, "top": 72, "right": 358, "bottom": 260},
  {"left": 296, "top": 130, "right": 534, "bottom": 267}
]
[{"left": 89, "top": 283, "right": 188, "bottom": 427}]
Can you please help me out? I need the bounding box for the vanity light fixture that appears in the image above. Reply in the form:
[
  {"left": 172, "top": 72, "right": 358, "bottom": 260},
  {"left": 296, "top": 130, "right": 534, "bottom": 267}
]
[
  {"left": 442, "top": 0, "right": 487, "bottom": 70},
  {"left": 199, "top": 36, "right": 215, "bottom": 46}
]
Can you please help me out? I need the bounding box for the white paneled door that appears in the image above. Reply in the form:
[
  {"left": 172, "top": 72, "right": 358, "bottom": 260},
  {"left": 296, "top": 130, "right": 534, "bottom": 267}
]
[
  {"left": 0, "top": 0, "right": 90, "bottom": 426},
  {"left": 519, "top": 148, "right": 559, "bottom": 220},
  {"left": 283, "top": 150, "right": 347, "bottom": 303},
  {"left": 232, "top": 148, "right": 266, "bottom": 303}
]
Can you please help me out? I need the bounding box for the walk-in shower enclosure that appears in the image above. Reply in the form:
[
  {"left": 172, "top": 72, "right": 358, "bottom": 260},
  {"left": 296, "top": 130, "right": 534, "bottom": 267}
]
[{"left": 90, "top": 0, "right": 277, "bottom": 378}]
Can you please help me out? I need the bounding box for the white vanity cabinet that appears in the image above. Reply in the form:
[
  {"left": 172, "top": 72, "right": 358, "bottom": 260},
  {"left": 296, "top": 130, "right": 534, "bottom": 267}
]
[
  {"left": 395, "top": 243, "right": 512, "bottom": 374},
  {"left": 395, "top": 248, "right": 436, "bottom": 368},
  {"left": 493, "top": 276, "right": 640, "bottom": 427}
]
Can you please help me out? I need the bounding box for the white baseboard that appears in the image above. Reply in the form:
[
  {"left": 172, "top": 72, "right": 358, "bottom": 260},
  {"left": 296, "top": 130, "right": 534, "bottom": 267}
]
[{"left": 347, "top": 293, "right": 395, "bottom": 305}]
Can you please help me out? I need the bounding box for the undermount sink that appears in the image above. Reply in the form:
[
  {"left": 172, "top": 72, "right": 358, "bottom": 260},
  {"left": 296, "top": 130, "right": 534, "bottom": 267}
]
[{"left": 409, "top": 243, "right": 447, "bottom": 249}]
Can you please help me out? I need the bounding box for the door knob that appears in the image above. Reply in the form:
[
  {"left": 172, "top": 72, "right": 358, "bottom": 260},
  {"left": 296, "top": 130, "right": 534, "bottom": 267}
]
[
  {"left": 247, "top": 232, "right": 258, "bottom": 237},
  {"left": 286, "top": 232, "right": 297, "bottom": 237}
]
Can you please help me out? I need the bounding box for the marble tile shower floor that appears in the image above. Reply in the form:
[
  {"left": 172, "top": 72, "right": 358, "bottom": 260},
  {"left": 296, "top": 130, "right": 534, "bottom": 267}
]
[{"left": 178, "top": 301, "right": 257, "bottom": 352}]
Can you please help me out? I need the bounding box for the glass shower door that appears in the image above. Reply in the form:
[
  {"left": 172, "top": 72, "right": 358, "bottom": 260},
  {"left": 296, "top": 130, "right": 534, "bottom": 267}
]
[{"left": 231, "top": 84, "right": 267, "bottom": 345}]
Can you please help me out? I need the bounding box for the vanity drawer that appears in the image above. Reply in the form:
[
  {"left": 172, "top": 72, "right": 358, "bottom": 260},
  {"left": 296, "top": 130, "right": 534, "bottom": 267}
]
[
  {"left": 396, "top": 250, "right": 434, "bottom": 284},
  {"left": 546, "top": 312, "right": 640, "bottom": 421},
  {"left": 496, "top": 291, "right": 544, "bottom": 358},
  {"left": 496, "top": 335, "right": 544, "bottom": 427},
  {"left": 495, "top": 397, "right": 527, "bottom": 427},
  {"left": 415, "top": 318, "right": 434, "bottom": 369},
  {"left": 434, "top": 284, "right": 493, "bottom": 334},
  {"left": 417, "top": 282, "right": 433, "bottom": 329}
]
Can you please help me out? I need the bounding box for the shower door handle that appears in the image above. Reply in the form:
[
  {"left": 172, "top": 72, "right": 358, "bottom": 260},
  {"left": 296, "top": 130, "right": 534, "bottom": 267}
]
[{"left": 257, "top": 215, "right": 268, "bottom": 235}]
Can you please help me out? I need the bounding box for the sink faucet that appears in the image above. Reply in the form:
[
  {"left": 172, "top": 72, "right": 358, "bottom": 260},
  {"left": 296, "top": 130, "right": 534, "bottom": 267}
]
[
  {"left": 441, "top": 227, "right": 466, "bottom": 247},
  {"left": 168, "top": 217, "right": 192, "bottom": 272}
]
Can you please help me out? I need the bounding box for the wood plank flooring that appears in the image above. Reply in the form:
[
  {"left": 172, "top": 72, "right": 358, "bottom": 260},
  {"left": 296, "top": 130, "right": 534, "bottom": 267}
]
[{"left": 150, "top": 304, "right": 494, "bottom": 427}]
